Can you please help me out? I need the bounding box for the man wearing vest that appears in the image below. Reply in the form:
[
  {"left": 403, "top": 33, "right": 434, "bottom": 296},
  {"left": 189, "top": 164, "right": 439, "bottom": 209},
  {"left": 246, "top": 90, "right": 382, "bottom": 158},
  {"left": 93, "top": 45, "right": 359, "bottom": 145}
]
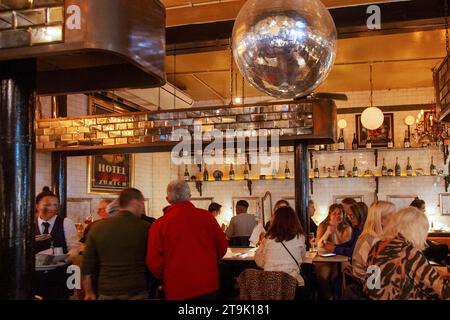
[{"left": 34, "top": 187, "right": 80, "bottom": 300}]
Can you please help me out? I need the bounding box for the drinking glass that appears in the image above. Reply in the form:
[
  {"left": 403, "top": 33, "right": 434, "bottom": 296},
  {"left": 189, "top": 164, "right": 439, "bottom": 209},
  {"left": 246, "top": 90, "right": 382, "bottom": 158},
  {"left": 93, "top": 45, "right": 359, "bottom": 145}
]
[{"left": 309, "top": 232, "right": 316, "bottom": 252}]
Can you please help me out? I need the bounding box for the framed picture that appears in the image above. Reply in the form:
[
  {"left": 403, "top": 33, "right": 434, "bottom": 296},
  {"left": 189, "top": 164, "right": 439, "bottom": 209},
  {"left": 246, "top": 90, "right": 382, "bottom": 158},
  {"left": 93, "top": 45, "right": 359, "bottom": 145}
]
[
  {"left": 439, "top": 193, "right": 450, "bottom": 215},
  {"left": 386, "top": 195, "right": 418, "bottom": 209},
  {"left": 334, "top": 195, "right": 364, "bottom": 204},
  {"left": 356, "top": 113, "right": 394, "bottom": 148},
  {"left": 87, "top": 154, "right": 135, "bottom": 194}
]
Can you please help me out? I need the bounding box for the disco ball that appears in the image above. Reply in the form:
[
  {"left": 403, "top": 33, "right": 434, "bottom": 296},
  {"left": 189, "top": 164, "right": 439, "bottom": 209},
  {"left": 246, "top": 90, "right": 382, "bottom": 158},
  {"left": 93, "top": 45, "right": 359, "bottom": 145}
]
[{"left": 232, "top": 0, "right": 337, "bottom": 99}]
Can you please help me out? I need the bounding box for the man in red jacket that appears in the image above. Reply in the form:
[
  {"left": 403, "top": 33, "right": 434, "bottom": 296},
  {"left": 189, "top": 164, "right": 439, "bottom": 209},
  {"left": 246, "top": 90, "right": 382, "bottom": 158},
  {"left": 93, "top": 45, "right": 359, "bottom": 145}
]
[{"left": 146, "top": 180, "right": 228, "bottom": 300}]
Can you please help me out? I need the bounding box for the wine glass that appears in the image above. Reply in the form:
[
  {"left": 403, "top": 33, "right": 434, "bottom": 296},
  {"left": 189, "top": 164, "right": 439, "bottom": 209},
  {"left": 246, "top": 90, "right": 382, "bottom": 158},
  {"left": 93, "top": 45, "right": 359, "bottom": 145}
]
[{"left": 308, "top": 232, "right": 316, "bottom": 252}]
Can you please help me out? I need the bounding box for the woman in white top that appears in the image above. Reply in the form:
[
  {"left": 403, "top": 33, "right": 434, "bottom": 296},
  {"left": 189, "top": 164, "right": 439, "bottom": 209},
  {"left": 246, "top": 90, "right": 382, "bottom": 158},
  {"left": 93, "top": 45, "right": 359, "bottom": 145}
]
[
  {"left": 351, "top": 200, "right": 396, "bottom": 282},
  {"left": 255, "top": 206, "right": 308, "bottom": 299}
]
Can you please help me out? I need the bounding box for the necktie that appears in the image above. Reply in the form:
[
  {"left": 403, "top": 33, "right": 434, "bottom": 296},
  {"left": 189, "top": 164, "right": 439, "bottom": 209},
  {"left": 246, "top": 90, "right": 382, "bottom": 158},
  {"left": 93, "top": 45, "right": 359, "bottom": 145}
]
[{"left": 42, "top": 222, "right": 50, "bottom": 235}]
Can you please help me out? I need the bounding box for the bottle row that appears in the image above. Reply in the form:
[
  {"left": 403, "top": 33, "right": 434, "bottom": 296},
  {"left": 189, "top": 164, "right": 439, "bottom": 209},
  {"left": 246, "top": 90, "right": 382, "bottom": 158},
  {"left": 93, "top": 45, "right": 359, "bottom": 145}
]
[
  {"left": 313, "top": 156, "right": 439, "bottom": 178},
  {"left": 183, "top": 161, "right": 293, "bottom": 182}
]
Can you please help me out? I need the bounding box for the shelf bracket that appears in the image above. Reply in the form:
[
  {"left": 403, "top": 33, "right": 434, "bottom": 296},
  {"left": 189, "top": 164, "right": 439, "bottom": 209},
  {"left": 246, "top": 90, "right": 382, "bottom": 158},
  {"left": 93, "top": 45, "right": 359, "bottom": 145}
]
[
  {"left": 374, "top": 149, "right": 379, "bottom": 167},
  {"left": 444, "top": 144, "right": 449, "bottom": 164},
  {"left": 309, "top": 178, "right": 314, "bottom": 195},
  {"left": 246, "top": 153, "right": 252, "bottom": 171},
  {"left": 246, "top": 179, "right": 253, "bottom": 195},
  {"left": 445, "top": 176, "right": 450, "bottom": 193},
  {"left": 309, "top": 152, "right": 313, "bottom": 169},
  {"left": 195, "top": 181, "right": 203, "bottom": 196},
  {"left": 375, "top": 177, "right": 379, "bottom": 201}
]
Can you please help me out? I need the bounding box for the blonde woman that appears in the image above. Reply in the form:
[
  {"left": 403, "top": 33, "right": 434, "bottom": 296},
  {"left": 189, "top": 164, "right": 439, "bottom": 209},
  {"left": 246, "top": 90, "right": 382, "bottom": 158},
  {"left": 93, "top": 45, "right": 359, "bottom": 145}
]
[
  {"left": 351, "top": 201, "right": 396, "bottom": 282},
  {"left": 365, "top": 207, "right": 449, "bottom": 300}
]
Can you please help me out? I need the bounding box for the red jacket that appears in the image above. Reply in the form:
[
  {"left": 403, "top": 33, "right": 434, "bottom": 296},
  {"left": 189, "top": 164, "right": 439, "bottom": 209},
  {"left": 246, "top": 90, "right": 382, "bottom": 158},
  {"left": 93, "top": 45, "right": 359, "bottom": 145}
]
[{"left": 146, "top": 201, "right": 228, "bottom": 300}]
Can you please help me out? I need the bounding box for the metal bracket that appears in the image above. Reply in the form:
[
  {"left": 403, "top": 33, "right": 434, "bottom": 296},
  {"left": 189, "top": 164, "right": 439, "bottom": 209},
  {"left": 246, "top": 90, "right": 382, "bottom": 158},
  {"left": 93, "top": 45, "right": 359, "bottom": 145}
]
[
  {"left": 195, "top": 181, "right": 203, "bottom": 196},
  {"left": 309, "top": 178, "right": 314, "bottom": 195},
  {"left": 246, "top": 179, "right": 253, "bottom": 195}
]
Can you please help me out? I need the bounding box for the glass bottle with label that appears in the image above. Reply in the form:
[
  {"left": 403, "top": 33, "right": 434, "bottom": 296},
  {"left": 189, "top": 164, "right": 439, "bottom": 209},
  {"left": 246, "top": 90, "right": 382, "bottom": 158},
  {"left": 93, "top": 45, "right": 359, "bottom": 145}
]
[
  {"left": 352, "top": 159, "right": 359, "bottom": 177},
  {"left": 184, "top": 165, "right": 190, "bottom": 181},
  {"left": 381, "top": 158, "right": 388, "bottom": 176},
  {"left": 285, "top": 161, "right": 291, "bottom": 179},
  {"left": 404, "top": 130, "right": 410, "bottom": 148},
  {"left": 203, "top": 165, "right": 209, "bottom": 181},
  {"left": 338, "top": 129, "right": 345, "bottom": 150},
  {"left": 387, "top": 130, "right": 394, "bottom": 148},
  {"left": 406, "top": 157, "right": 413, "bottom": 176},
  {"left": 244, "top": 162, "right": 250, "bottom": 180},
  {"left": 229, "top": 164, "right": 235, "bottom": 180},
  {"left": 366, "top": 136, "right": 372, "bottom": 149},
  {"left": 338, "top": 156, "right": 345, "bottom": 178},
  {"left": 430, "top": 156, "right": 437, "bottom": 176},
  {"left": 395, "top": 157, "right": 401, "bottom": 176},
  {"left": 352, "top": 133, "right": 358, "bottom": 150},
  {"left": 314, "top": 160, "right": 320, "bottom": 179}
]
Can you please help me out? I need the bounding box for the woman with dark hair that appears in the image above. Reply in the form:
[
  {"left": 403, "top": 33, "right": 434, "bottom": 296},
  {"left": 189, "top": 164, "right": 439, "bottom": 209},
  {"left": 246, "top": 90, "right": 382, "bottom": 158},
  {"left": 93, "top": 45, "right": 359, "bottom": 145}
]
[
  {"left": 34, "top": 186, "right": 80, "bottom": 300},
  {"left": 255, "top": 206, "right": 309, "bottom": 299}
]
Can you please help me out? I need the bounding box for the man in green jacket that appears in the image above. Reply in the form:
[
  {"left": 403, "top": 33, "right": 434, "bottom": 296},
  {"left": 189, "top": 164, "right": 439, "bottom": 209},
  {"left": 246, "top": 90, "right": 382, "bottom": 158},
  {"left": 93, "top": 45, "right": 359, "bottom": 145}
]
[{"left": 82, "top": 188, "right": 150, "bottom": 300}]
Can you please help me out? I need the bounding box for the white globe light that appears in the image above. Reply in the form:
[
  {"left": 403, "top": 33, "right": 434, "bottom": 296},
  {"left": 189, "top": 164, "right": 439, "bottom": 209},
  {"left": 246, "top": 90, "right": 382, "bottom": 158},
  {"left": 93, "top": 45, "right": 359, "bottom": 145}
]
[
  {"left": 338, "top": 119, "right": 347, "bottom": 129},
  {"left": 404, "top": 115, "right": 415, "bottom": 126},
  {"left": 361, "top": 107, "right": 384, "bottom": 130}
]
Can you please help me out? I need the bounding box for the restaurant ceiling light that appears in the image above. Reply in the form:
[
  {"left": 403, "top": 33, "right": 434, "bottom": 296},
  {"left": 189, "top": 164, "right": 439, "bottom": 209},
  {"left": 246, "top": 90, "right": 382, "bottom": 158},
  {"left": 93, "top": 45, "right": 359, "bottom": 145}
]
[
  {"left": 361, "top": 64, "right": 384, "bottom": 130},
  {"left": 337, "top": 119, "right": 347, "bottom": 129}
]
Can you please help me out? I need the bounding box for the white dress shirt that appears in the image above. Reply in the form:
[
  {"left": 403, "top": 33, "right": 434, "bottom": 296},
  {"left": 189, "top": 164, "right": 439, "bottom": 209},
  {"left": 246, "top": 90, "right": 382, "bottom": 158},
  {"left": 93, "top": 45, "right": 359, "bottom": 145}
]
[{"left": 37, "top": 215, "right": 80, "bottom": 259}]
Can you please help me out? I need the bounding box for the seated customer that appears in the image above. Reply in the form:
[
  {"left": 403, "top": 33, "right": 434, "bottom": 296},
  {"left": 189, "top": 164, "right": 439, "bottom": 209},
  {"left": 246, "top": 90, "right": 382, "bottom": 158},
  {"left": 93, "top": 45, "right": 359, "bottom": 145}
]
[
  {"left": 322, "top": 202, "right": 368, "bottom": 257},
  {"left": 308, "top": 200, "right": 318, "bottom": 237},
  {"left": 365, "top": 206, "right": 449, "bottom": 300},
  {"left": 255, "top": 206, "right": 309, "bottom": 300},
  {"left": 410, "top": 198, "right": 449, "bottom": 265},
  {"left": 352, "top": 201, "right": 396, "bottom": 282},
  {"left": 225, "top": 200, "right": 256, "bottom": 246},
  {"left": 316, "top": 204, "right": 352, "bottom": 300},
  {"left": 208, "top": 202, "right": 225, "bottom": 231}
]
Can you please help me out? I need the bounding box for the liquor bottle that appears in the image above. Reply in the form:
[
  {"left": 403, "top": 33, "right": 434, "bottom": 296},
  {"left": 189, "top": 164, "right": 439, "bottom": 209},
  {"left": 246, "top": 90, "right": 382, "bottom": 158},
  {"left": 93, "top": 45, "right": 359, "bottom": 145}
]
[
  {"left": 229, "top": 164, "right": 235, "bottom": 180},
  {"left": 244, "top": 162, "right": 250, "bottom": 180},
  {"left": 272, "top": 161, "right": 278, "bottom": 179},
  {"left": 387, "top": 130, "right": 394, "bottom": 148},
  {"left": 314, "top": 160, "right": 320, "bottom": 179},
  {"left": 338, "top": 156, "right": 345, "bottom": 178},
  {"left": 406, "top": 157, "right": 413, "bottom": 176},
  {"left": 352, "top": 159, "right": 359, "bottom": 177},
  {"left": 184, "top": 165, "right": 190, "bottom": 181},
  {"left": 403, "top": 130, "right": 410, "bottom": 148},
  {"left": 430, "top": 156, "right": 437, "bottom": 176},
  {"left": 381, "top": 158, "right": 388, "bottom": 176},
  {"left": 338, "top": 129, "right": 345, "bottom": 150},
  {"left": 366, "top": 136, "right": 372, "bottom": 149},
  {"left": 203, "top": 165, "right": 209, "bottom": 181},
  {"left": 285, "top": 161, "right": 291, "bottom": 179},
  {"left": 395, "top": 157, "right": 401, "bottom": 176},
  {"left": 352, "top": 133, "right": 358, "bottom": 150}
]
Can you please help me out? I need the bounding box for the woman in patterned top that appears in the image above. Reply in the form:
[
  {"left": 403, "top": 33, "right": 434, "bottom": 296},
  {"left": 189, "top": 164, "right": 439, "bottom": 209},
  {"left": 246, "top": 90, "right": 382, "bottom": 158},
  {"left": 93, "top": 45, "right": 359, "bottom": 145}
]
[
  {"left": 365, "top": 207, "right": 449, "bottom": 300},
  {"left": 352, "top": 201, "right": 396, "bottom": 282}
]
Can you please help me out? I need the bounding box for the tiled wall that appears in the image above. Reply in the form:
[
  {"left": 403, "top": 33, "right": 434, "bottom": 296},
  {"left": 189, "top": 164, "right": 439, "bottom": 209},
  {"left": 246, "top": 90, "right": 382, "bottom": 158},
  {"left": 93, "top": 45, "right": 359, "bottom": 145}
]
[{"left": 35, "top": 87, "right": 450, "bottom": 229}]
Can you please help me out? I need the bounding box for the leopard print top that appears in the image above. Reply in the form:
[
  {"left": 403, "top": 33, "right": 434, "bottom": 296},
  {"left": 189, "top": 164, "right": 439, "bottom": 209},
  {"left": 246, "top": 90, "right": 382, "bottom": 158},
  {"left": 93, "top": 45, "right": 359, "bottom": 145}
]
[{"left": 365, "top": 235, "right": 449, "bottom": 300}]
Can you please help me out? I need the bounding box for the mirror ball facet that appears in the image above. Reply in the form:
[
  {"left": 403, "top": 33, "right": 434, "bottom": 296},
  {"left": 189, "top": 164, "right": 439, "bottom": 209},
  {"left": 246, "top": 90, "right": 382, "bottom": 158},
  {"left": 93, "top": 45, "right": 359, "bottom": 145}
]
[{"left": 232, "top": 0, "right": 337, "bottom": 99}]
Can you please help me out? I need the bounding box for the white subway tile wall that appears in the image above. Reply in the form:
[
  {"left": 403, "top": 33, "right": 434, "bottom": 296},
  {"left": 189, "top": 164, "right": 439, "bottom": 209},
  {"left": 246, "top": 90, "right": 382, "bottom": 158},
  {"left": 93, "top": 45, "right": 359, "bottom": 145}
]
[{"left": 35, "top": 88, "right": 450, "bottom": 228}]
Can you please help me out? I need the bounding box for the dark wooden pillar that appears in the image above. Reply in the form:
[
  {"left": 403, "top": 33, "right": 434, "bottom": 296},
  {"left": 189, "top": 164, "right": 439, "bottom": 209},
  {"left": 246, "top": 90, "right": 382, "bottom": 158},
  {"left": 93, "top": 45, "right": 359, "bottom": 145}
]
[
  {"left": 0, "top": 59, "right": 36, "bottom": 300},
  {"left": 294, "top": 141, "right": 310, "bottom": 238},
  {"left": 51, "top": 95, "right": 67, "bottom": 218}
]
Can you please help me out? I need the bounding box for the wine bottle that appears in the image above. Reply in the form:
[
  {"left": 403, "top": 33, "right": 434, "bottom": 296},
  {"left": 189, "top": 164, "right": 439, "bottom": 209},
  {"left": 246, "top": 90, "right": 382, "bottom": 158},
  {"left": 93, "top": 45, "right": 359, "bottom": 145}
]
[
  {"left": 352, "top": 158, "right": 359, "bottom": 177},
  {"left": 184, "top": 165, "right": 190, "bottom": 181},
  {"left": 244, "top": 162, "right": 250, "bottom": 180},
  {"left": 285, "top": 161, "right": 291, "bottom": 179},
  {"left": 387, "top": 130, "right": 394, "bottom": 148},
  {"left": 314, "top": 160, "right": 320, "bottom": 179},
  {"left": 381, "top": 158, "right": 388, "bottom": 176},
  {"left": 229, "top": 164, "right": 235, "bottom": 180},
  {"left": 352, "top": 133, "right": 358, "bottom": 150},
  {"left": 338, "top": 129, "right": 345, "bottom": 150},
  {"left": 272, "top": 162, "right": 278, "bottom": 179},
  {"left": 366, "top": 136, "right": 372, "bottom": 149},
  {"left": 404, "top": 129, "right": 410, "bottom": 148},
  {"left": 430, "top": 156, "right": 437, "bottom": 176},
  {"left": 395, "top": 157, "right": 401, "bottom": 176},
  {"left": 338, "top": 156, "right": 345, "bottom": 178},
  {"left": 406, "top": 157, "right": 413, "bottom": 176},
  {"left": 203, "top": 165, "right": 209, "bottom": 181}
]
